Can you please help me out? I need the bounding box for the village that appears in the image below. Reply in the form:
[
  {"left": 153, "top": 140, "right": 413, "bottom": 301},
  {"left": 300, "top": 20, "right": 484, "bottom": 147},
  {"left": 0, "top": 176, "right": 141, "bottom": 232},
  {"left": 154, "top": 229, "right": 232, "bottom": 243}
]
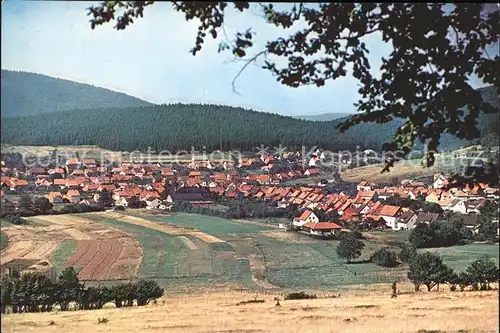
[{"left": 1, "top": 148, "right": 499, "bottom": 238}]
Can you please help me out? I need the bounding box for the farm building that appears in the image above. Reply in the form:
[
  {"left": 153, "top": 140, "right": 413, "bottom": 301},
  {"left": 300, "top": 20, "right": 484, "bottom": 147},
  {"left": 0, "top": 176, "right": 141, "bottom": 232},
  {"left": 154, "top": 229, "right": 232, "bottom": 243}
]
[{"left": 302, "top": 222, "right": 342, "bottom": 236}]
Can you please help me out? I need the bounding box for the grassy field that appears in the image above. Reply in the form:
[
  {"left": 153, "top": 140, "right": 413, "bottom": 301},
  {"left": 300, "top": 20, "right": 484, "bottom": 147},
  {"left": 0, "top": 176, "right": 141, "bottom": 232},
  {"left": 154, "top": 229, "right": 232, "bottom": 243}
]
[
  {"left": 7, "top": 211, "right": 496, "bottom": 293},
  {"left": 0, "top": 232, "right": 7, "bottom": 251},
  {"left": 2, "top": 288, "right": 498, "bottom": 333},
  {"left": 84, "top": 215, "right": 255, "bottom": 289},
  {"left": 138, "top": 213, "right": 274, "bottom": 235},
  {"left": 51, "top": 239, "right": 78, "bottom": 267},
  {"left": 419, "top": 244, "right": 500, "bottom": 271},
  {"left": 78, "top": 212, "right": 500, "bottom": 291},
  {"left": 252, "top": 235, "right": 406, "bottom": 290}
]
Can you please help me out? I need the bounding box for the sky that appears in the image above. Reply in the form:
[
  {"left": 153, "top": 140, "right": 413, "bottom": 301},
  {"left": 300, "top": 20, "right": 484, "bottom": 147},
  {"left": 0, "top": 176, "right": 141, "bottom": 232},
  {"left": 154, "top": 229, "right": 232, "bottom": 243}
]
[{"left": 1, "top": 1, "right": 498, "bottom": 116}]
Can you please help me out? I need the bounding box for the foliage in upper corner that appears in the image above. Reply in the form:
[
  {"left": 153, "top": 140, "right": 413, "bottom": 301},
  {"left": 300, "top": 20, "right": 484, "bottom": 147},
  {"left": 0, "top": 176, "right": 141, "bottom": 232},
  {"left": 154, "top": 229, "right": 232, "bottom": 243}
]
[{"left": 86, "top": 2, "right": 499, "bottom": 171}]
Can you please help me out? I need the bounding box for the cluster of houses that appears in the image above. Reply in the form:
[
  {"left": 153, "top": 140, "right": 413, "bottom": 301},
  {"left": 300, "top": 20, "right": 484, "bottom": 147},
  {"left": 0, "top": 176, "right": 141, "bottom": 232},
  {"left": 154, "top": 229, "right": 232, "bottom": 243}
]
[
  {"left": 1, "top": 155, "right": 498, "bottom": 236},
  {"left": 290, "top": 175, "right": 498, "bottom": 236}
]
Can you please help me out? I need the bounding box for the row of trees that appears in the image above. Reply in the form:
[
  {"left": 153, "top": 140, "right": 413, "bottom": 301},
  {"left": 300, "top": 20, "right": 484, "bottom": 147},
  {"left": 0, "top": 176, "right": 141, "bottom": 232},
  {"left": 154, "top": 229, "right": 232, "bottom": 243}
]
[
  {"left": 0, "top": 267, "right": 164, "bottom": 314},
  {"left": 408, "top": 253, "right": 499, "bottom": 292},
  {"left": 0, "top": 190, "right": 119, "bottom": 218}
]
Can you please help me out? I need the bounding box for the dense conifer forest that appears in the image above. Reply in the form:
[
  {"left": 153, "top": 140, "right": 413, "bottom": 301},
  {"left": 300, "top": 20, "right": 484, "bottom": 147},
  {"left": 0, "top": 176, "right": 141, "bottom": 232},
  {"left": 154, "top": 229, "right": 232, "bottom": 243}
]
[{"left": 1, "top": 70, "right": 497, "bottom": 153}]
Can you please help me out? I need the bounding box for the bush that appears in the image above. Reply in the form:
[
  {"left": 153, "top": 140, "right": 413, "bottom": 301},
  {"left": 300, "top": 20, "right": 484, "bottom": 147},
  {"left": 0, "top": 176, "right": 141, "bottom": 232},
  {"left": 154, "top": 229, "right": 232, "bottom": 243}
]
[
  {"left": 284, "top": 292, "right": 317, "bottom": 300},
  {"left": 370, "top": 247, "right": 399, "bottom": 267},
  {"left": 6, "top": 214, "right": 27, "bottom": 225},
  {"left": 473, "top": 233, "right": 487, "bottom": 242},
  {"left": 236, "top": 299, "right": 265, "bottom": 305}
]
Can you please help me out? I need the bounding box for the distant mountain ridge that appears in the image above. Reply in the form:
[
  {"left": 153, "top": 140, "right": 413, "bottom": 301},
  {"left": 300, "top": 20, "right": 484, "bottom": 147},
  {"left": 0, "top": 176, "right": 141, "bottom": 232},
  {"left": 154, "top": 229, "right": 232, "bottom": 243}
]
[
  {"left": 1, "top": 69, "right": 153, "bottom": 118},
  {"left": 294, "top": 113, "right": 352, "bottom": 121}
]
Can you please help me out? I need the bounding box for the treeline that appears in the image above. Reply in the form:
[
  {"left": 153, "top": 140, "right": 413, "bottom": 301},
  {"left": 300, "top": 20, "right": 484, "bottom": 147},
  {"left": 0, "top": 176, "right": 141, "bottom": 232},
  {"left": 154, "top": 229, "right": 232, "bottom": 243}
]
[
  {"left": 407, "top": 252, "right": 499, "bottom": 292},
  {"left": 0, "top": 104, "right": 403, "bottom": 152},
  {"left": 0, "top": 267, "right": 164, "bottom": 314},
  {"left": 0, "top": 195, "right": 107, "bottom": 218},
  {"left": 171, "top": 199, "right": 300, "bottom": 219}
]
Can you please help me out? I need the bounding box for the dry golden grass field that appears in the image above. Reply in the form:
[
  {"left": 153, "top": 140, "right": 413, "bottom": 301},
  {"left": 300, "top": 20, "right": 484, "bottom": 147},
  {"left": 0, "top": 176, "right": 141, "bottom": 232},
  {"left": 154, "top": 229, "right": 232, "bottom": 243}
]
[
  {"left": 2, "top": 285, "right": 498, "bottom": 333},
  {"left": 340, "top": 162, "right": 438, "bottom": 183}
]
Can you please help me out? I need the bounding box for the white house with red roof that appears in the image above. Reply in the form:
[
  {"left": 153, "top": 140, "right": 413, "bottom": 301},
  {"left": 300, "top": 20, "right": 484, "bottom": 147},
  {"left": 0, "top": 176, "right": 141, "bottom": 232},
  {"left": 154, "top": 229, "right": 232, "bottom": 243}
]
[
  {"left": 377, "top": 205, "right": 403, "bottom": 230},
  {"left": 292, "top": 209, "right": 319, "bottom": 227}
]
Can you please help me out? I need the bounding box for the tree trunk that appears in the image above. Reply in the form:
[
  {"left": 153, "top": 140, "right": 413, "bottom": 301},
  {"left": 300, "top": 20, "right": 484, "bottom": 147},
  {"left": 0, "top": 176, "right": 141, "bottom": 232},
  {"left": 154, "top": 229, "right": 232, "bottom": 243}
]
[
  {"left": 414, "top": 283, "right": 420, "bottom": 292},
  {"left": 425, "top": 283, "right": 432, "bottom": 292},
  {"left": 436, "top": 284, "right": 440, "bottom": 292}
]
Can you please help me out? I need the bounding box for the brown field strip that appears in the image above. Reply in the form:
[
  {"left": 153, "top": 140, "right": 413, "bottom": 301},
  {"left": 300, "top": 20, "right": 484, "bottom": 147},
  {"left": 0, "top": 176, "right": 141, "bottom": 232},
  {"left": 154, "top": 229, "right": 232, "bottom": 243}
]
[
  {"left": 108, "top": 237, "right": 143, "bottom": 280},
  {"left": 2, "top": 214, "right": 143, "bottom": 280},
  {"left": 0, "top": 240, "right": 36, "bottom": 265},
  {"left": 64, "top": 237, "right": 140, "bottom": 281},
  {"left": 22, "top": 241, "right": 60, "bottom": 260},
  {"left": 189, "top": 232, "right": 225, "bottom": 244}
]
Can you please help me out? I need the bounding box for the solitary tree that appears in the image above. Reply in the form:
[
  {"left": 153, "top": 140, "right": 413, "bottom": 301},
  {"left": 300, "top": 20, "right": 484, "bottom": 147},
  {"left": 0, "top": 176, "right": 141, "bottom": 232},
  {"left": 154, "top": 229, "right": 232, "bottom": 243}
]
[
  {"left": 336, "top": 233, "right": 365, "bottom": 263},
  {"left": 87, "top": 2, "right": 499, "bottom": 184}
]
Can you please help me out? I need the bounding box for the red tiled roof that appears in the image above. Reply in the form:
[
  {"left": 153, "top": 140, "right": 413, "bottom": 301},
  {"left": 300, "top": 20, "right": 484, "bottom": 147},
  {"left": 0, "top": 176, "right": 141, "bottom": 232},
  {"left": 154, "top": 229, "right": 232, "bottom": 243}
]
[
  {"left": 11, "top": 179, "right": 29, "bottom": 186},
  {"left": 303, "top": 222, "right": 341, "bottom": 230},
  {"left": 66, "top": 158, "right": 80, "bottom": 165},
  {"left": 66, "top": 190, "right": 81, "bottom": 197},
  {"left": 297, "top": 210, "right": 313, "bottom": 220},
  {"left": 378, "top": 205, "right": 401, "bottom": 217}
]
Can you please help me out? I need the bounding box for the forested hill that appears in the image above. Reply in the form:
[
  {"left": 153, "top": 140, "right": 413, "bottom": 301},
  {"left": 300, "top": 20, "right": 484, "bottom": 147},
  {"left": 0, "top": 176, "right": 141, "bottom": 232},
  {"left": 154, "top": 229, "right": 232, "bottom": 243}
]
[
  {"left": 1, "top": 104, "right": 400, "bottom": 152},
  {"left": 2, "top": 93, "right": 498, "bottom": 153},
  {"left": 0, "top": 70, "right": 153, "bottom": 117}
]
